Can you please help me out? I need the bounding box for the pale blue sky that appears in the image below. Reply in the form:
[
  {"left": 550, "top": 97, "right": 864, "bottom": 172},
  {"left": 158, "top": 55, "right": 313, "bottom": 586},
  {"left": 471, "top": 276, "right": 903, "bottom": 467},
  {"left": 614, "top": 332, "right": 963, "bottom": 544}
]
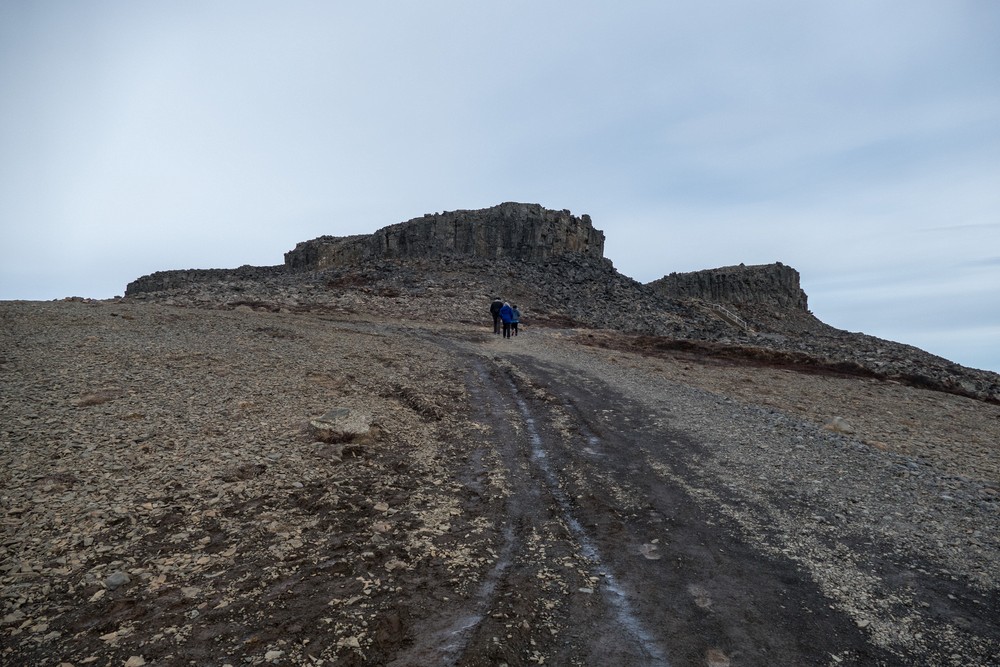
[{"left": 2, "top": 1, "right": 998, "bottom": 372}]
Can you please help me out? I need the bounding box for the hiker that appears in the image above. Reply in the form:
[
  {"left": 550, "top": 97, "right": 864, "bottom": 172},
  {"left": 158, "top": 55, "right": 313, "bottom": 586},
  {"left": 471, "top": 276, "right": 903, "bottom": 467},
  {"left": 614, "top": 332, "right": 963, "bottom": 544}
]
[
  {"left": 499, "top": 302, "right": 514, "bottom": 339},
  {"left": 490, "top": 297, "right": 503, "bottom": 335},
  {"left": 511, "top": 304, "right": 521, "bottom": 336}
]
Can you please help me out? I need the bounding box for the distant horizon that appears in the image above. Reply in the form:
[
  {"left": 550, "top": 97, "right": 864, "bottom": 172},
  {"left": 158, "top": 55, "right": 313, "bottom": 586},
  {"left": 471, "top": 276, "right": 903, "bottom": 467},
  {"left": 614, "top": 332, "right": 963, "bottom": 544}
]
[
  {"left": 3, "top": 3, "right": 997, "bottom": 375},
  {"left": 2, "top": 216, "right": 997, "bottom": 376}
]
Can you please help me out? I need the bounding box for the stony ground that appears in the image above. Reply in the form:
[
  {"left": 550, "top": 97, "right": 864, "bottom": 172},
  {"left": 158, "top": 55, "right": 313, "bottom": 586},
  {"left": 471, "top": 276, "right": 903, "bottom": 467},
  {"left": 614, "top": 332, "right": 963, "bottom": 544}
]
[{"left": 2, "top": 300, "right": 998, "bottom": 666}]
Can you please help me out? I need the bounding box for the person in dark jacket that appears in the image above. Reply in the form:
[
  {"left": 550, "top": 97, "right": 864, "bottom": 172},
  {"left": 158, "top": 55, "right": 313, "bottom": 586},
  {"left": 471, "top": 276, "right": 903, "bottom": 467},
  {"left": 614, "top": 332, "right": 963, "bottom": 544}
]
[
  {"left": 499, "top": 302, "right": 514, "bottom": 338},
  {"left": 490, "top": 297, "right": 503, "bottom": 335},
  {"left": 511, "top": 304, "right": 521, "bottom": 336}
]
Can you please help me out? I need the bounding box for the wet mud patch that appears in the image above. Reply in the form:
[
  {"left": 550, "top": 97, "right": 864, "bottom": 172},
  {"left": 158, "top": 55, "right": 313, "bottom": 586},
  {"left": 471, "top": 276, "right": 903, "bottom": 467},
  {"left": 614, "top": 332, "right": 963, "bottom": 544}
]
[{"left": 505, "top": 353, "right": 906, "bottom": 665}]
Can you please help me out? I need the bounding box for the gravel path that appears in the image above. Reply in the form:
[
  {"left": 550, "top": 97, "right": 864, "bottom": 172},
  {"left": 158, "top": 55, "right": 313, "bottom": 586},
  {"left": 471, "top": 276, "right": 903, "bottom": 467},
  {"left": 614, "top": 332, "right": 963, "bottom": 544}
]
[{"left": 478, "top": 331, "right": 1000, "bottom": 664}]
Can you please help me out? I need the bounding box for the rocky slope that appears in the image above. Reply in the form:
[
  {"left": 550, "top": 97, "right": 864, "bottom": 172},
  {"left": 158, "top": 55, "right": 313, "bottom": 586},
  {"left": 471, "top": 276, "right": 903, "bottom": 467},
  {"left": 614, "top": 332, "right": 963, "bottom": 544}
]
[
  {"left": 1, "top": 300, "right": 998, "bottom": 666},
  {"left": 4, "top": 203, "right": 998, "bottom": 665},
  {"left": 124, "top": 204, "right": 1000, "bottom": 405}
]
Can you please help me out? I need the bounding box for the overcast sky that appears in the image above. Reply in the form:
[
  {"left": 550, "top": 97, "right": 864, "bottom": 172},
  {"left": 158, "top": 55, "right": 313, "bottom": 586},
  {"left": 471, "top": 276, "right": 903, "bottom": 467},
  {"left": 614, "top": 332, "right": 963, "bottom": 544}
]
[{"left": 2, "top": 1, "right": 998, "bottom": 372}]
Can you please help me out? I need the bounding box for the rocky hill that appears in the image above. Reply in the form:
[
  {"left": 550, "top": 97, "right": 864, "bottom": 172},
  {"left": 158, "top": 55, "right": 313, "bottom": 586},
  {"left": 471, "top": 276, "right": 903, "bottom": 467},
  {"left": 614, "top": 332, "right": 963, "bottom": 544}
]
[
  {"left": 124, "top": 203, "right": 1000, "bottom": 405},
  {"left": 4, "top": 298, "right": 999, "bottom": 666},
  {"left": 5, "top": 205, "right": 1000, "bottom": 665}
]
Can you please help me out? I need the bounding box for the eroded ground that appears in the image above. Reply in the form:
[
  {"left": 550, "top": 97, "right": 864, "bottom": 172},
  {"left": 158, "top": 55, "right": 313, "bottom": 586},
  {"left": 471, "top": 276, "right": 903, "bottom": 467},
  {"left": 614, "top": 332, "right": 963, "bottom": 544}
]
[{"left": 2, "top": 301, "right": 998, "bottom": 666}]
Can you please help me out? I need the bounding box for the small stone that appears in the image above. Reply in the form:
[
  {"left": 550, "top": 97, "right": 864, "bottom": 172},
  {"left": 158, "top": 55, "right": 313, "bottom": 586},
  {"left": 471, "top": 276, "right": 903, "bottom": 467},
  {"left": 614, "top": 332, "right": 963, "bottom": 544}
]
[
  {"left": 105, "top": 571, "right": 130, "bottom": 590},
  {"left": 706, "top": 648, "right": 731, "bottom": 667},
  {"left": 124, "top": 657, "right": 146, "bottom": 667},
  {"left": 310, "top": 408, "right": 372, "bottom": 443},
  {"left": 823, "top": 416, "right": 854, "bottom": 434},
  {"left": 639, "top": 544, "right": 661, "bottom": 560},
  {"left": 1, "top": 610, "right": 25, "bottom": 626},
  {"left": 264, "top": 649, "right": 284, "bottom": 662}
]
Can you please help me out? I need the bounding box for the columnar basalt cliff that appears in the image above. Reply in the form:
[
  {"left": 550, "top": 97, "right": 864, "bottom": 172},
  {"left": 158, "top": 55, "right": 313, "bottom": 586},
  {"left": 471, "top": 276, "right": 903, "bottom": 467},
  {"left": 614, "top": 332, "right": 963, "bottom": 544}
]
[
  {"left": 118, "top": 203, "right": 999, "bottom": 404},
  {"left": 647, "top": 262, "right": 809, "bottom": 311},
  {"left": 284, "top": 202, "right": 605, "bottom": 271},
  {"left": 127, "top": 203, "right": 605, "bottom": 295}
]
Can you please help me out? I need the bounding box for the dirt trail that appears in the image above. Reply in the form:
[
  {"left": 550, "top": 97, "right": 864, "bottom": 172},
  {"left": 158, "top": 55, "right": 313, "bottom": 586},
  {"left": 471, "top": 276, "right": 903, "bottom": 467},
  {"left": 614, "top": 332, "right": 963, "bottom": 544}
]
[{"left": 388, "top": 326, "right": 998, "bottom": 666}]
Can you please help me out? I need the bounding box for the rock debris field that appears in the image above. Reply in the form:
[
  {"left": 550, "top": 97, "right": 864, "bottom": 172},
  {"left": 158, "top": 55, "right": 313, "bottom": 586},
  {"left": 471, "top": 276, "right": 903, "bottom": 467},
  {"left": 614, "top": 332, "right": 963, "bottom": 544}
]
[{"left": 2, "top": 300, "right": 999, "bottom": 666}]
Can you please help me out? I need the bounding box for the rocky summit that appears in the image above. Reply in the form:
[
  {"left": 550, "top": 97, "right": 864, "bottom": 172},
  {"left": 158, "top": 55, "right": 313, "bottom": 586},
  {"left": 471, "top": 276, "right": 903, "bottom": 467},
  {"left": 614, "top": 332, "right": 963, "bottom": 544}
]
[
  {"left": 3, "top": 203, "right": 999, "bottom": 666},
  {"left": 126, "top": 203, "right": 999, "bottom": 405}
]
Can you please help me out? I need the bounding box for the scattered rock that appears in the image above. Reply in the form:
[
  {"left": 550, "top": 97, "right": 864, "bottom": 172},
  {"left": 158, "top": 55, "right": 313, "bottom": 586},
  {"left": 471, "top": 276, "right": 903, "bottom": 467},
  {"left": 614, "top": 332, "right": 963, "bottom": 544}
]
[
  {"left": 309, "top": 407, "right": 372, "bottom": 443},
  {"left": 104, "top": 571, "right": 130, "bottom": 591},
  {"left": 638, "top": 543, "right": 661, "bottom": 560},
  {"left": 706, "top": 648, "right": 731, "bottom": 667},
  {"left": 824, "top": 416, "right": 855, "bottom": 434}
]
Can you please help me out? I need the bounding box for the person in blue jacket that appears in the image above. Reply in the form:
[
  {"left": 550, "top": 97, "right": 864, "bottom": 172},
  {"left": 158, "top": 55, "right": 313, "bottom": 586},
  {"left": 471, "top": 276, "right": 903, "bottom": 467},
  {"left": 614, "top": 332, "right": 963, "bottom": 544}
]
[{"left": 499, "top": 302, "right": 514, "bottom": 339}]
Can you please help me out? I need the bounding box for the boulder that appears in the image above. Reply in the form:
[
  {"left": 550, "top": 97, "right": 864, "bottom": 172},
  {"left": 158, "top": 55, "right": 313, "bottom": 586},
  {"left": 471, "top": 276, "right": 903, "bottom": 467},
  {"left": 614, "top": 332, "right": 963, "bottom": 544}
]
[{"left": 309, "top": 407, "right": 372, "bottom": 443}]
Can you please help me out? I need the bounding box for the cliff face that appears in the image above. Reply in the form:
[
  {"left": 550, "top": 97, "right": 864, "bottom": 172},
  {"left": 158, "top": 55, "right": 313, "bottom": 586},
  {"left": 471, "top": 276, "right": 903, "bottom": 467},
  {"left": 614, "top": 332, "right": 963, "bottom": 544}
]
[
  {"left": 126, "top": 203, "right": 604, "bottom": 295},
  {"left": 284, "top": 202, "right": 605, "bottom": 270},
  {"left": 119, "top": 206, "right": 1000, "bottom": 403},
  {"left": 647, "top": 263, "right": 809, "bottom": 311}
]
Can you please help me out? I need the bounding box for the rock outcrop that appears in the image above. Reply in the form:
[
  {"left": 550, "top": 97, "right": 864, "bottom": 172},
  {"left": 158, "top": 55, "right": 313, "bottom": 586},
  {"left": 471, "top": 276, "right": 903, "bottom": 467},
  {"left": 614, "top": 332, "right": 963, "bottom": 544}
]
[
  {"left": 647, "top": 263, "right": 809, "bottom": 311},
  {"left": 284, "top": 202, "right": 605, "bottom": 270},
  {"left": 120, "top": 202, "right": 1000, "bottom": 404},
  {"left": 128, "top": 203, "right": 604, "bottom": 295},
  {"left": 125, "top": 265, "right": 287, "bottom": 296}
]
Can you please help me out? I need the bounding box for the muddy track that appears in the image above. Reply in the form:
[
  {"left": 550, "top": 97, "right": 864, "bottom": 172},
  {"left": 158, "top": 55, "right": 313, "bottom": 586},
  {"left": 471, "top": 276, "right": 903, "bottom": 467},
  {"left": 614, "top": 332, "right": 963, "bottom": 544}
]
[
  {"left": 494, "top": 354, "right": 894, "bottom": 666},
  {"left": 388, "top": 329, "right": 995, "bottom": 666}
]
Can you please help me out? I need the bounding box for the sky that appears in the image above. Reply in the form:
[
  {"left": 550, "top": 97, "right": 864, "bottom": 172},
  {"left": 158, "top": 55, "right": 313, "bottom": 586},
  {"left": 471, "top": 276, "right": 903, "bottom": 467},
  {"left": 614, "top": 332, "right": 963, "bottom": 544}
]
[{"left": 1, "top": 1, "right": 998, "bottom": 373}]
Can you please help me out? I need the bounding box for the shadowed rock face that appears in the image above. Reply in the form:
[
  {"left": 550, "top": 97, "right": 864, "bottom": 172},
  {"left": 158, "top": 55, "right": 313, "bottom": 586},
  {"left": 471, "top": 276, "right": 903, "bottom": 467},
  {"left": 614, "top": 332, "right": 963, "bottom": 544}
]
[
  {"left": 125, "top": 265, "right": 287, "bottom": 296},
  {"left": 647, "top": 263, "right": 809, "bottom": 311},
  {"left": 284, "top": 202, "right": 605, "bottom": 270}
]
